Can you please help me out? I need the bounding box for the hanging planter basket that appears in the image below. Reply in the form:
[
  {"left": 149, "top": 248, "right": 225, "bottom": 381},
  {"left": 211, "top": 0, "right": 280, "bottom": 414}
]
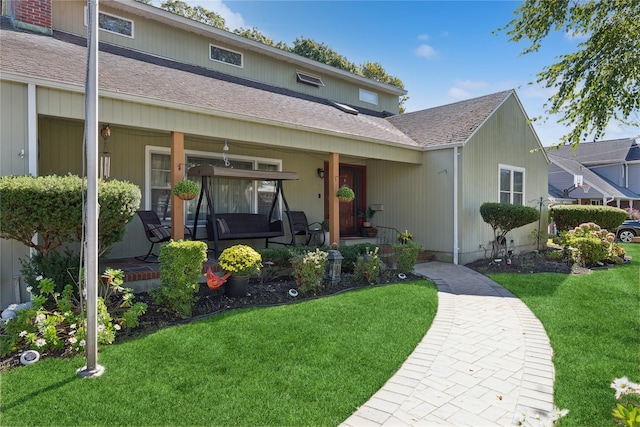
[
  {"left": 173, "top": 180, "right": 200, "bottom": 201},
  {"left": 176, "top": 192, "right": 197, "bottom": 201},
  {"left": 336, "top": 185, "right": 355, "bottom": 202}
]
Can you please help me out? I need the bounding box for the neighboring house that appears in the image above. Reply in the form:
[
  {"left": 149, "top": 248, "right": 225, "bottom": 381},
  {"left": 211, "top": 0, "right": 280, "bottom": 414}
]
[
  {"left": 546, "top": 138, "right": 640, "bottom": 208},
  {"left": 0, "top": 0, "right": 549, "bottom": 309}
]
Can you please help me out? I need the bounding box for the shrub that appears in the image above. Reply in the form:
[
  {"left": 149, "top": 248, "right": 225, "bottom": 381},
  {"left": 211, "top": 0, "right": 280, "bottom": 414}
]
[
  {"left": 0, "top": 269, "right": 145, "bottom": 358},
  {"left": 394, "top": 241, "right": 421, "bottom": 274},
  {"left": 557, "top": 222, "right": 625, "bottom": 267},
  {"left": 20, "top": 249, "right": 80, "bottom": 295},
  {"left": 550, "top": 205, "right": 628, "bottom": 232},
  {"left": 337, "top": 244, "right": 374, "bottom": 273},
  {"left": 0, "top": 175, "right": 140, "bottom": 256},
  {"left": 352, "top": 246, "right": 381, "bottom": 285},
  {"left": 290, "top": 249, "right": 328, "bottom": 293},
  {"left": 480, "top": 202, "right": 539, "bottom": 258},
  {"left": 153, "top": 240, "right": 208, "bottom": 318}
]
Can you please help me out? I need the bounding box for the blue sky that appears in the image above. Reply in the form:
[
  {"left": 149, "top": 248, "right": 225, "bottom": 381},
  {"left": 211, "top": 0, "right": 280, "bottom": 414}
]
[{"left": 161, "top": 0, "right": 636, "bottom": 146}]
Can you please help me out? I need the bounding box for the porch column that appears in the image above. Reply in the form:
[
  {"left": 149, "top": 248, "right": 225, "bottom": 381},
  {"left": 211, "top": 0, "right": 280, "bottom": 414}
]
[
  {"left": 171, "top": 132, "right": 185, "bottom": 240},
  {"left": 328, "top": 152, "right": 339, "bottom": 246}
]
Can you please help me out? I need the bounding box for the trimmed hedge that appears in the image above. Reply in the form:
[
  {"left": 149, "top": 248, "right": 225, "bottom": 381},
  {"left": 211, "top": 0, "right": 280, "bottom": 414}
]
[
  {"left": 0, "top": 175, "right": 141, "bottom": 255},
  {"left": 550, "top": 205, "right": 628, "bottom": 232}
]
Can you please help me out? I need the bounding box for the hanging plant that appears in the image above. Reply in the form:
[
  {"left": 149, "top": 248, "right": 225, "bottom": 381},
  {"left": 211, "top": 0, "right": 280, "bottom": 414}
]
[
  {"left": 173, "top": 180, "right": 199, "bottom": 201},
  {"left": 336, "top": 185, "right": 355, "bottom": 202}
]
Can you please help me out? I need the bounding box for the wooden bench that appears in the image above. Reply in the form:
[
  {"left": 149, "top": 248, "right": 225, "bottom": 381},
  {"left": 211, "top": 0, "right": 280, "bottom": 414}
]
[{"left": 206, "top": 213, "right": 284, "bottom": 256}]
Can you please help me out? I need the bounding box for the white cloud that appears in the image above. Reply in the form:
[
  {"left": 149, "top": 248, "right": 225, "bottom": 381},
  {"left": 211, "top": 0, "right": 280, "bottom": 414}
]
[
  {"left": 448, "top": 87, "right": 472, "bottom": 100},
  {"left": 417, "top": 34, "right": 430, "bottom": 41},
  {"left": 454, "top": 79, "right": 489, "bottom": 91},
  {"left": 415, "top": 44, "right": 438, "bottom": 59}
]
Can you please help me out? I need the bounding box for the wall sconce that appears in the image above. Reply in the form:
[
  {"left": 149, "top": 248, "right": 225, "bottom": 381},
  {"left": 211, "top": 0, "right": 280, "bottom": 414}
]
[{"left": 317, "top": 168, "right": 325, "bottom": 179}]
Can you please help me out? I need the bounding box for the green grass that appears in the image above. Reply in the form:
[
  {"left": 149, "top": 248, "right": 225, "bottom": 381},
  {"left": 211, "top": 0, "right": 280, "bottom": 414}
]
[
  {"left": 489, "top": 244, "right": 640, "bottom": 427},
  {"left": 0, "top": 281, "right": 437, "bottom": 426}
]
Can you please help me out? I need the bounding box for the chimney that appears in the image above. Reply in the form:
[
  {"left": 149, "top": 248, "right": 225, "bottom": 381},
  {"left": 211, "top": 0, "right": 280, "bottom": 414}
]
[{"left": 10, "top": 0, "right": 53, "bottom": 35}]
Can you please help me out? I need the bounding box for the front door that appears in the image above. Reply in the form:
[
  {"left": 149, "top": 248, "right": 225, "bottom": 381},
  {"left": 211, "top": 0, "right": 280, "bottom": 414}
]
[{"left": 324, "top": 163, "right": 366, "bottom": 236}]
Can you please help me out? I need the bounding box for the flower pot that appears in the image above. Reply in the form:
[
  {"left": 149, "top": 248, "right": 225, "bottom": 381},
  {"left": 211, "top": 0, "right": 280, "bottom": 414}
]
[
  {"left": 338, "top": 197, "right": 353, "bottom": 202},
  {"left": 225, "top": 275, "right": 249, "bottom": 297},
  {"left": 176, "top": 193, "right": 197, "bottom": 201}
]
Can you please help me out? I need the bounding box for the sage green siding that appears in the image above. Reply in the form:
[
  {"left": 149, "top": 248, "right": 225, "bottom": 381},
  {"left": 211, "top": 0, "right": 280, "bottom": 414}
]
[
  {"left": 0, "top": 81, "right": 31, "bottom": 308},
  {"left": 457, "top": 95, "right": 548, "bottom": 264},
  {"left": 51, "top": 1, "right": 400, "bottom": 114}
]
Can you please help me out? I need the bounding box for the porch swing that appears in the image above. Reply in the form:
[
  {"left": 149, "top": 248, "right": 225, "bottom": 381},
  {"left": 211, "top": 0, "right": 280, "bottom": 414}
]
[{"left": 187, "top": 165, "right": 299, "bottom": 257}]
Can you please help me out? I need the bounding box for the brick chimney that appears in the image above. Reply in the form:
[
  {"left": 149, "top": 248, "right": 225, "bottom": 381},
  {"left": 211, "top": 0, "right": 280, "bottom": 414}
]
[{"left": 9, "top": 0, "right": 52, "bottom": 35}]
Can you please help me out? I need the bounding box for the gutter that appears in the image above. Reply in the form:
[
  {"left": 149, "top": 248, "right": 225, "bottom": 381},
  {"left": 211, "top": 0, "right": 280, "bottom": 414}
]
[{"left": 453, "top": 146, "right": 459, "bottom": 265}]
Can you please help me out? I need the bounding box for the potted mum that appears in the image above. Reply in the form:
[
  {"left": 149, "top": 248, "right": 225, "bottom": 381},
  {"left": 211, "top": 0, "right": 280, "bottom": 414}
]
[
  {"left": 217, "top": 244, "right": 262, "bottom": 297},
  {"left": 173, "top": 179, "right": 199, "bottom": 201},
  {"left": 336, "top": 185, "right": 355, "bottom": 202}
]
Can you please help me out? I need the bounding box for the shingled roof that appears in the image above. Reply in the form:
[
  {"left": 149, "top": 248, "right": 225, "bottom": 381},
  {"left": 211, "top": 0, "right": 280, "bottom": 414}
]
[
  {"left": 0, "top": 22, "right": 418, "bottom": 148},
  {"left": 386, "top": 90, "right": 514, "bottom": 148},
  {"left": 547, "top": 138, "right": 638, "bottom": 165}
]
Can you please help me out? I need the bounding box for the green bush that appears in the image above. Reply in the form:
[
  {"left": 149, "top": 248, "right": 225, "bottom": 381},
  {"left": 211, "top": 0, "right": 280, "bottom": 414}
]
[
  {"left": 480, "top": 202, "right": 539, "bottom": 257},
  {"left": 20, "top": 249, "right": 81, "bottom": 295},
  {"left": 393, "top": 241, "right": 421, "bottom": 274},
  {"left": 352, "top": 246, "right": 381, "bottom": 285},
  {"left": 0, "top": 269, "right": 146, "bottom": 357},
  {"left": 557, "top": 222, "right": 625, "bottom": 267},
  {"left": 551, "top": 205, "right": 628, "bottom": 232},
  {"left": 338, "top": 244, "right": 375, "bottom": 273},
  {"left": 0, "top": 175, "right": 140, "bottom": 256},
  {"left": 290, "top": 249, "right": 328, "bottom": 293},
  {"left": 153, "top": 240, "right": 208, "bottom": 318}
]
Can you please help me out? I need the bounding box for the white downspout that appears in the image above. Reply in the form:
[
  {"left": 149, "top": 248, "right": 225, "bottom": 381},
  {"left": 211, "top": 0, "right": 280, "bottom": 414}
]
[
  {"left": 453, "top": 146, "right": 459, "bottom": 265},
  {"left": 27, "top": 84, "right": 37, "bottom": 176}
]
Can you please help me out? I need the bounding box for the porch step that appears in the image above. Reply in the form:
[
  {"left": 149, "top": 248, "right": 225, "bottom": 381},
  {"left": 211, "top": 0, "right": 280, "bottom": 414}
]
[{"left": 340, "top": 237, "right": 377, "bottom": 246}]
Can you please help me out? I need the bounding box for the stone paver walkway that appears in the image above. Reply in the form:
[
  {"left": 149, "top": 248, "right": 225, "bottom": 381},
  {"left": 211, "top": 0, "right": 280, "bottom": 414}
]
[{"left": 340, "top": 262, "right": 555, "bottom": 426}]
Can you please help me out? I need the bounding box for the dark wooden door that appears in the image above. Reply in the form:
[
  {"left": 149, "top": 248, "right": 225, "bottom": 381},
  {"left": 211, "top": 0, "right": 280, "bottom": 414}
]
[{"left": 324, "top": 163, "right": 366, "bottom": 236}]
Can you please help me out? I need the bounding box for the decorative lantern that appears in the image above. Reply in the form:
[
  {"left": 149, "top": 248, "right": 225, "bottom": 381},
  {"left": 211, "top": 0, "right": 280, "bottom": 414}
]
[
  {"left": 99, "top": 124, "right": 111, "bottom": 179},
  {"left": 323, "top": 249, "right": 343, "bottom": 285}
]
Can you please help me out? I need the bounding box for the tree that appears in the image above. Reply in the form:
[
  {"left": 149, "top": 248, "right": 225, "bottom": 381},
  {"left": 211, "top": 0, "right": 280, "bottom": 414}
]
[
  {"left": 479, "top": 202, "right": 539, "bottom": 258},
  {"left": 291, "top": 37, "right": 359, "bottom": 74},
  {"left": 160, "top": 0, "right": 227, "bottom": 30},
  {"left": 361, "top": 61, "right": 409, "bottom": 113},
  {"left": 500, "top": 0, "right": 640, "bottom": 147}
]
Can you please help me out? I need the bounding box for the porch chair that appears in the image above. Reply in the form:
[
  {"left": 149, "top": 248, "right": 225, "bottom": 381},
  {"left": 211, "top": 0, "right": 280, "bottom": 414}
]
[
  {"left": 136, "top": 210, "right": 191, "bottom": 262},
  {"left": 289, "top": 211, "right": 325, "bottom": 246}
]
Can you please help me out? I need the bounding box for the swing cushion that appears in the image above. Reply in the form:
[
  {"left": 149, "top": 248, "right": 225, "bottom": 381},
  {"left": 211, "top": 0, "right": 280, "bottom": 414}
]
[{"left": 213, "top": 213, "right": 284, "bottom": 240}]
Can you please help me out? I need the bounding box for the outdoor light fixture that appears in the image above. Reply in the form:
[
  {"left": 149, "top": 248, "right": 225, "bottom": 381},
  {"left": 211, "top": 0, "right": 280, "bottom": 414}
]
[
  {"left": 323, "top": 249, "right": 343, "bottom": 285},
  {"left": 222, "top": 140, "right": 230, "bottom": 167},
  {"left": 99, "top": 124, "right": 111, "bottom": 179},
  {"left": 317, "top": 168, "right": 325, "bottom": 179}
]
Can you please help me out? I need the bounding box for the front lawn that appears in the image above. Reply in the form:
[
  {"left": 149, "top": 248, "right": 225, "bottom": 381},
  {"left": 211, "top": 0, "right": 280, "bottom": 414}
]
[
  {"left": 489, "top": 243, "right": 640, "bottom": 426},
  {"left": 0, "top": 281, "right": 437, "bottom": 426}
]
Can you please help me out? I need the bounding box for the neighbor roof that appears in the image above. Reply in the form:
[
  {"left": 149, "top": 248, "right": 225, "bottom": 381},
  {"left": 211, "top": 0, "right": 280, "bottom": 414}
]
[
  {"left": 546, "top": 138, "right": 638, "bottom": 165},
  {"left": 548, "top": 153, "right": 640, "bottom": 200},
  {"left": 387, "top": 90, "right": 514, "bottom": 148},
  {"left": 0, "top": 22, "right": 418, "bottom": 148}
]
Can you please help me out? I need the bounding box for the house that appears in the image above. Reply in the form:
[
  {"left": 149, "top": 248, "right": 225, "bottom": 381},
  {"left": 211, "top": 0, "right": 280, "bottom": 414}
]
[
  {"left": 546, "top": 138, "right": 640, "bottom": 208},
  {"left": 0, "top": 0, "right": 549, "bottom": 309}
]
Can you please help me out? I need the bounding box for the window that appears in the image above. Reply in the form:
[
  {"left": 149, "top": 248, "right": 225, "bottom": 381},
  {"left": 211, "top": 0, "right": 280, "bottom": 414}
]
[
  {"left": 210, "top": 44, "right": 242, "bottom": 67},
  {"left": 499, "top": 164, "right": 524, "bottom": 205},
  {"left": 590, "top": 200, "right": 603, "bottom": 206},
  {"left": 296, "top": 71, "right": 324, "bottom": 87},
  {"left": 84, "top": 8, "right": 134, "bottom": 38},
  {"left": 146, "top": 147, "right": 281, "bottom": 224},
  {"left": 359, "top": 88, "right": 378, "bottom": 105}
]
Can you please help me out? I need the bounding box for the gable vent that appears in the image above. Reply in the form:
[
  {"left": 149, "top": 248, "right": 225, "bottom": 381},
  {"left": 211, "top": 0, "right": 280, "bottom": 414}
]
[
  {"left": 296, "top": 71, "right": 324, "bottom": 87},
  {"left": 331, "top": 102, "right": 359, "bottom": 115}
]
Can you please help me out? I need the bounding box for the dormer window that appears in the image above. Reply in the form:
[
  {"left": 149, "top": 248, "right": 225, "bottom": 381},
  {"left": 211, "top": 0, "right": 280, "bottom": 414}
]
[
  {"left": 210, "top": 44, "right": 243, "bottom": 67},
  {"left": 296, "top": 71, "right": 324, "bottom": 88},
  {"left": 84, "top": 8, "right": 133, "bottom": 38},
  {"left": 359, "top": 88, "right": 378, "bottom": 105}
]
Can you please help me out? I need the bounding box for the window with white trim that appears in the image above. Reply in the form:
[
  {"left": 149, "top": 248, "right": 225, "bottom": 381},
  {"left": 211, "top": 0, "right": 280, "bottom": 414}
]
[
  {"left": 210, "top": 44, "right": 243, "bottom": 67},
  {"left": 499, "top": 164, "right": 525, "bottom": 205},
  {"left": 359, "top": 88, "right": 378, "bottom": 105},
  {"left": 146, "top": 147, "right": 281, "bottom": 224},
  {"left": 84, "top": 7, "right": 134, "bottom": 38}
]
